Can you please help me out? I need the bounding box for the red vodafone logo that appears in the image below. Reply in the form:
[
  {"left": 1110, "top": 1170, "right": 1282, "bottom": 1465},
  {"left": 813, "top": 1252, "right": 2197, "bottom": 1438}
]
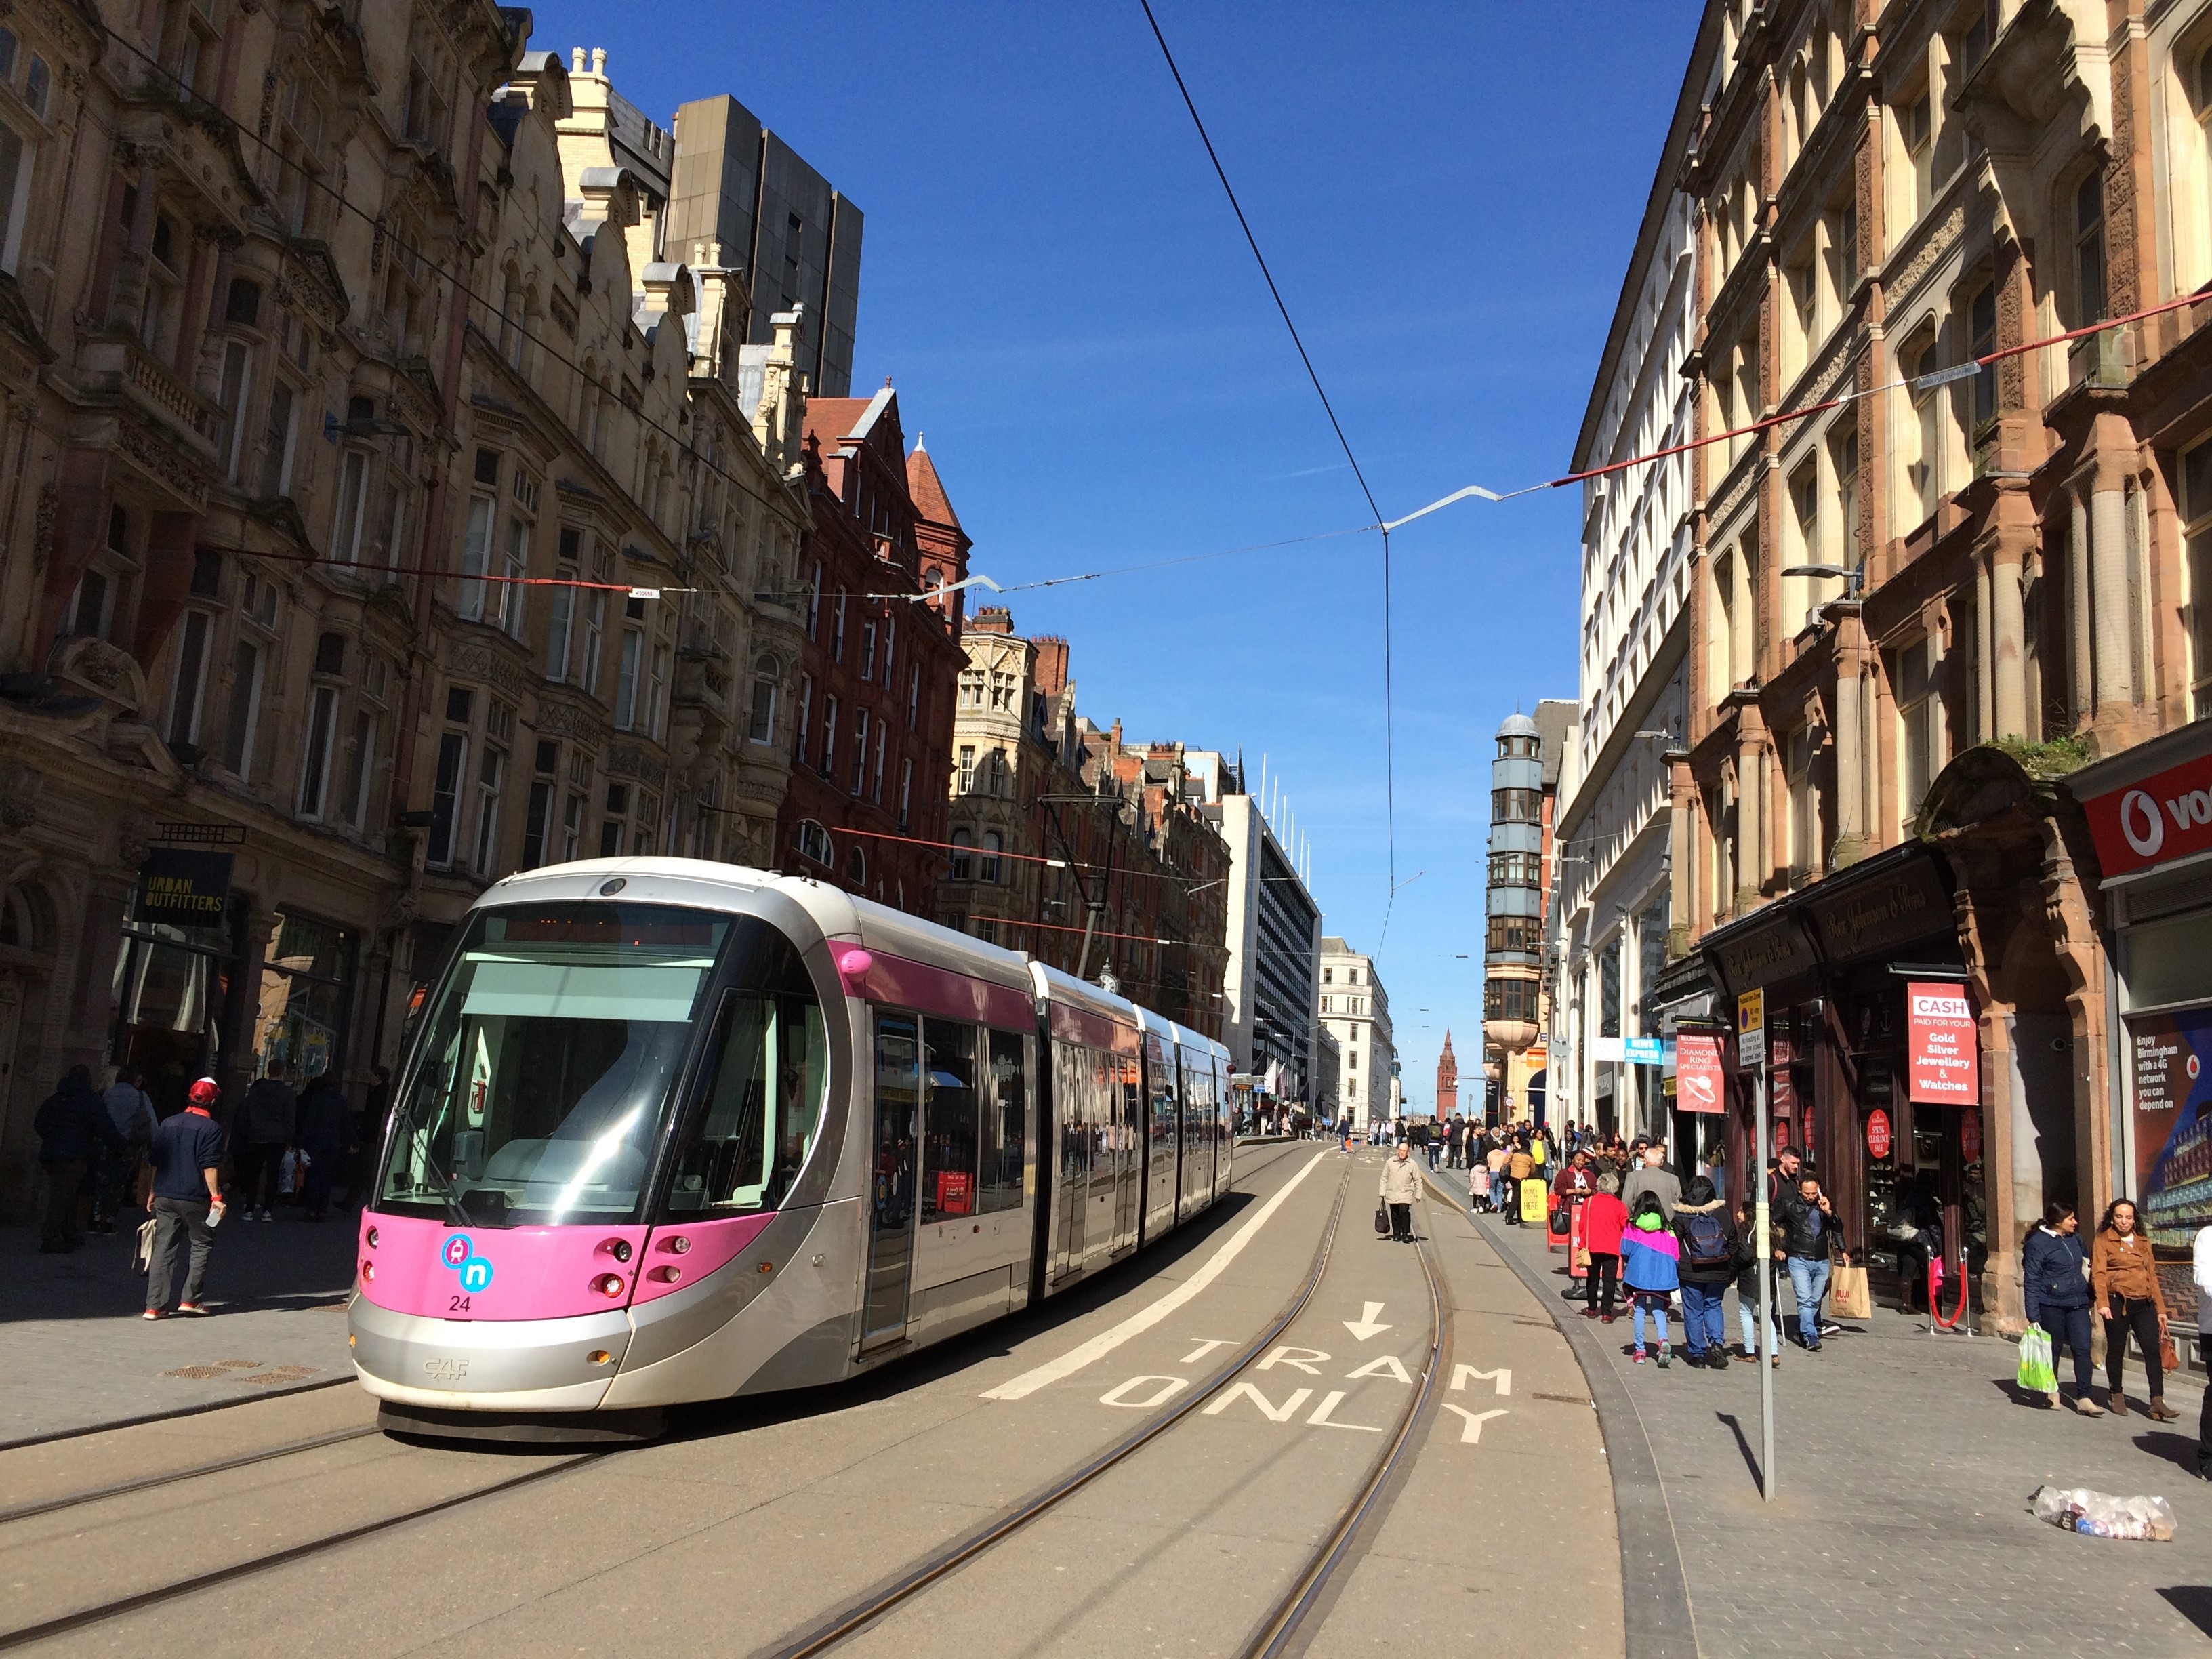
[{"left": 2080, "top": 747, "right": 2212, "bottom": 877}]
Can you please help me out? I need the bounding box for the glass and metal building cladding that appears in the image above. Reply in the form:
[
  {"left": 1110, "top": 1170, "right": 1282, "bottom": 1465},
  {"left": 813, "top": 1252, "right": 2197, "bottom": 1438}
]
[{"left": 1483, "top": 714, "right": 1544, "bottom": 1033}]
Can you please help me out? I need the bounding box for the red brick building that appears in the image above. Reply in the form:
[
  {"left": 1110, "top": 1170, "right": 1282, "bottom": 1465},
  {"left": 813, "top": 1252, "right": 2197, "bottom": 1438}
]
[
  {"left": 773, "top": 388, "right": 965, "bottom": 912},
  {"left": 935, "top": 609, "right": 1230, "bottom": 1033}
]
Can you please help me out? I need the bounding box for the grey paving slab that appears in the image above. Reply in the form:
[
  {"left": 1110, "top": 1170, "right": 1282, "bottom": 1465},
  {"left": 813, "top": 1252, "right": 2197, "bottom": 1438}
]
[
  {"left": 1479, "top": 1203, "right": 2212, "bottom": 1659},
  {"left": 0, "top": 1213, "right": 359, "bottom": 1443}
]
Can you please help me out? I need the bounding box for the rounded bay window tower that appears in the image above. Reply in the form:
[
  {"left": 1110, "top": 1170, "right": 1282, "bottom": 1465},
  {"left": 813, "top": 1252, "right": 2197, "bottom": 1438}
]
[{"left": 1483, "top": 714, "right": 1544, "bottom": 1116}]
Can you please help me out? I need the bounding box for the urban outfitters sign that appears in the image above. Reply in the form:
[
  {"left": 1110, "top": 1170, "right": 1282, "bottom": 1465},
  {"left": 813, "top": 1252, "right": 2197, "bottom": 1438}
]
[
  {"left": 1907, "top": 981, "right": 1978, "bottom": 1105},
  {"left": 134, "top": 850, "right": 234, "bottom": 926}
]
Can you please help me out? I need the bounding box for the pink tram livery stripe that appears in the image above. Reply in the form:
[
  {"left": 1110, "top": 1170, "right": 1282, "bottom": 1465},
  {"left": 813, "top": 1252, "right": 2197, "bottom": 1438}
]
[
  {"left": 358, "top": 1211, "right": 650, "bottom": 1322},
  {"left": 631, "top": 1214, "right": 779, "bottom": 1305},
  {"left": 1048, "top": 998, "right": 1141, "bottom": 1055},
  {"left": 842, "top": 945, "right": 1033, "bottom": 1029}
]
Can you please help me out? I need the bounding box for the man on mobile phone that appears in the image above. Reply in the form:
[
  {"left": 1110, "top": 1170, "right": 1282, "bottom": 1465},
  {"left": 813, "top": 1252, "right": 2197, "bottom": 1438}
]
[{"left": 144, "top": 1078, "right": 227, "bottom": 1319}]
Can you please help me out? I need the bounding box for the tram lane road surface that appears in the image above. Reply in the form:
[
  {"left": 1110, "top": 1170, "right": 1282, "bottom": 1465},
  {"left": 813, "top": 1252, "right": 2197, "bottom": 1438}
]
[
  {"left": 1298, "top": 1163, "right": 1626, "bottom": 1659},
  {"left": 16, "top": 1145, "right": 1345, "bottom": 1658},
  {"left": 827, "top": 1151, "right": 1431, "bottom": 1658},
  {"left": 0, "top": 1378, "right": 378, "bottom": 1517}
]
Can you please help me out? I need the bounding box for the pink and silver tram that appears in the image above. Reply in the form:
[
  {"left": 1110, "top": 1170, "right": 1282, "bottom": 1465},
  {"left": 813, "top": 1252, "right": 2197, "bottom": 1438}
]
[{"left": 350, "top": 857, "right": 1233, "bottom": 1438}]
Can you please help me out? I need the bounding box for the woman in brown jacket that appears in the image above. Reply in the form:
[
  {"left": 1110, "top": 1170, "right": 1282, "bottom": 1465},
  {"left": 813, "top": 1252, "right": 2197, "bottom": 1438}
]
[{"left": 2090, "top": 1200, "right": 2177, "bottom": 1420}]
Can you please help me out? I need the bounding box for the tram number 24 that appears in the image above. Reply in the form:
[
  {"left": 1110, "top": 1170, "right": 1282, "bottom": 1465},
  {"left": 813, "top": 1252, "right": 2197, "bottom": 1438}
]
[{"left": 449, "top": 1294, "right": 472, "bottom": 1313}]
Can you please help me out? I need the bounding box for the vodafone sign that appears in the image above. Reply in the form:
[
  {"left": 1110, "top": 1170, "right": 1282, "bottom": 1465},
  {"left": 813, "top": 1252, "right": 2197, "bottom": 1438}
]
[
  {"left": 2078, "top": 745, "right": 2212, "bottom": 878},
  {"left": 1908, "top": 981, "right": 1978, "bottom": 1105}
]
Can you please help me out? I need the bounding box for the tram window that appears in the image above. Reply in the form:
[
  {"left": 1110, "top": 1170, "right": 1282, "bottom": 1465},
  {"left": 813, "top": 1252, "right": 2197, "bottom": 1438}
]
[
  {"left": 980, "top": 1028, "right": 1026, "bottom": 1212},
  {"left": 1055, "top": 1039, "right": 1088, "bottom": 1186},
  {"left": 922, "top": 1019, "right": 978, "bottom": 1219},
  {"left": 662, "top": 987, "right": 828, "bottom": 1215},
  {"left": 379, "top": 903, "right": 728, "bottom": 1225}
]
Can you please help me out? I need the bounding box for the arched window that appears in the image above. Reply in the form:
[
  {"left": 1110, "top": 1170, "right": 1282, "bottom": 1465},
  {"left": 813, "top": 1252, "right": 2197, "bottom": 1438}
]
[
  {"left": 845, "top": 846, "right": 866, "bottom": 886},
  {"left": 980, "top": 831, "right": 1002, "bottom": 884},
  {"left": 949, "top": 827, "right": 973, "bottom": 880},
  {"left": 796, "top": 818, "right": 832, "bottom": 865}
]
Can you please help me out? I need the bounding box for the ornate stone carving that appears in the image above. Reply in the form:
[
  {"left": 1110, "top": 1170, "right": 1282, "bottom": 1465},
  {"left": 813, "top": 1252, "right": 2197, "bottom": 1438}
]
[
  {"left": 447, "top": 639, "right": 529, "bottom": 701},
  {"left": 116, "top": 811, "right": 152, "bottom": 869},
  {"left": 257, "top": 69, "right": 276, "bottom": 142},
  {"left": 33, "top": 481, "right": 54, "bottom": 571},
  {"left": 115, "top": 419, "right": 211, "bottom": 507},
  {"left": 50, "top": 634, "right": 148, "bottom": 710},
  {"left": 0, "top": 760, "right": 41, "bottom": 832},
  {"left": 605, "top": 744, "right": 668, "bottom": 791},
  {"left": 1888, "top": 200, "right": 1964, "bottom": 312}
]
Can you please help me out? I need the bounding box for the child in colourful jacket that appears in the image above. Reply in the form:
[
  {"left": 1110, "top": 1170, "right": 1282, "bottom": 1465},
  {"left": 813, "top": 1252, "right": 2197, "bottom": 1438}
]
[{"left": 1621, "top": 1193, "right": 1682, "bottom": 1367}]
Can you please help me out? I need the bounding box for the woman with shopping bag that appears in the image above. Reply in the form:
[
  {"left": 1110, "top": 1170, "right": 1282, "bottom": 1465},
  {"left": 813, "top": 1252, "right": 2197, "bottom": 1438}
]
[{"left": 2022, "top": 1200, "right": 2100, "bottom": 1414}]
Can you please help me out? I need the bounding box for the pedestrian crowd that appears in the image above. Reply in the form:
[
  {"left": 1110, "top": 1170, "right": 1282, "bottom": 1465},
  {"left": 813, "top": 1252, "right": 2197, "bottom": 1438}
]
[{"left": 33, "top": 1059, "right": 393, "bottom": 1319}]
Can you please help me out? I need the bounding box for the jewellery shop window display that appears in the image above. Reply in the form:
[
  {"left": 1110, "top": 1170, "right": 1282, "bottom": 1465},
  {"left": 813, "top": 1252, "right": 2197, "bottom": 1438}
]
[
  {"left": 252, "top": 912, "right": 358, "bottom": 1087},
  {"left": 112, "top": 896, "right": 249, "bottom": 1118}
]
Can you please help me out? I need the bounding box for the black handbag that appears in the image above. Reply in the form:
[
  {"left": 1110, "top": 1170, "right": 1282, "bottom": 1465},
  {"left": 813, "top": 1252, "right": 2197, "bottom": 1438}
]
[{"left": 1374, "top": 1204, "right": 1390, "bottom": 1236}]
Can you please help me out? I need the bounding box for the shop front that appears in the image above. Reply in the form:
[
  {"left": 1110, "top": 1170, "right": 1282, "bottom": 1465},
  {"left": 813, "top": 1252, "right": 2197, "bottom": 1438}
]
[
  {"left": 1698, "top": 846, "right": 1982, "bottom": 1312},
  {"left": 2067, "top": 719, "right": 2212, "bottom": 1359},
  {"left": 111, "top": 848, "right": 248, "bottom": 1119}
]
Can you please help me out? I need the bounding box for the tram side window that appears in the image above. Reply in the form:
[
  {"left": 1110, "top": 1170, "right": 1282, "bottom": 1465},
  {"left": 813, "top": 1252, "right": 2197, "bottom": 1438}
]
[
  {"left": 922, "top": 1018, "right": 978, "bottom": 1218},
  {"left": 979, "top": 1028, "right": 1026, "bottom": 1212},
  {"left": 663, "top": 990, "right": 827, "bottom": 1214},
  {"left": 1056, "top": 1038, "right": 1090, "bottom": 1187}
]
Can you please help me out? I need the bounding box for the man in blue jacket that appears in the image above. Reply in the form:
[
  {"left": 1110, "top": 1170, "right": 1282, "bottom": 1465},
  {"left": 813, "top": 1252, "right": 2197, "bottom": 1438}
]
[{"left": 2022, "top": 1199, "right": 2100, "bottom": 1414}]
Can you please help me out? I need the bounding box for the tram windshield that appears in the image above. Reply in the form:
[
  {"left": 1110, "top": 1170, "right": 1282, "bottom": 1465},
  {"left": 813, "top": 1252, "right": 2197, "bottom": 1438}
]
[{"left": 379, "top": 902, "right": 742, "bottom": 1226}]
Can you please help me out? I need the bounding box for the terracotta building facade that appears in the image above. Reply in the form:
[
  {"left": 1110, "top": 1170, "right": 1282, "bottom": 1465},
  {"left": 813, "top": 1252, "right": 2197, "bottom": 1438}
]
[{"left": 1616, "top": 0, "right": 2212, "bottom": 1337}]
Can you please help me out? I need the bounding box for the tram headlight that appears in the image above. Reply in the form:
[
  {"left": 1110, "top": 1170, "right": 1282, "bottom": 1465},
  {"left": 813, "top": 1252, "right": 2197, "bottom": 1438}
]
[
  {"left": 361, "top": 1261, "right": 375, "bottom": 1281},
  {"left": 593, "top": 1273, "right": 626, "bottom": 1298},
  {"left": 365, "top": 1227, "right": 378, "bottom": 1249},
  {"left": 605, "top": 1238, "right": 632, "bottom": 1263},
  {"left": 668, "top": 1235, "right": 690, "bottom": 1255}
]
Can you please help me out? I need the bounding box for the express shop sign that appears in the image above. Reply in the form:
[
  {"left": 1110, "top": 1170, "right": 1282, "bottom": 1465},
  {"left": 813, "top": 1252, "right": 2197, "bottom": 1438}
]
[{"left": 2079, "top": 745, "right": 2212, "bottom": 878}]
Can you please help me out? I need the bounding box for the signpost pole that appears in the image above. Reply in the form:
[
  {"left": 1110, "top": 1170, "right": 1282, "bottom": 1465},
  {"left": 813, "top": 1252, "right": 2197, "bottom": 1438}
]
[
  {"left": 1738, "top": 985, "right": 1775, "bottom": 1504},
  {"left": 1755, "top": 1048, "right": 1775, "bottom": 1502}
]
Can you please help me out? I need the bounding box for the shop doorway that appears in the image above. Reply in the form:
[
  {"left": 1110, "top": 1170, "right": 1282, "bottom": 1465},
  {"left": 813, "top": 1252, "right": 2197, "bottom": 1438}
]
[{"left": 111, "top": 900, "right": 245, "bottom": 1119}]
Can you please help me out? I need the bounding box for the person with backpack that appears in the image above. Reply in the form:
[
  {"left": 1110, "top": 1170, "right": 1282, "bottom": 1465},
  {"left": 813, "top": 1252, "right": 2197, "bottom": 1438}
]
[
  {"left": 1672, "top": 1175, "right": 1740, "bottom": 1369},
  {"left": 1580, "top": 1170, "right": 1628, "bottom": 1322},
  {"left": 1504, "top": 1139, "right": 1534, "bottom": 1224},
  {"left": 1621, "top": 1193, "right": 1681, "bottom": 1367}
]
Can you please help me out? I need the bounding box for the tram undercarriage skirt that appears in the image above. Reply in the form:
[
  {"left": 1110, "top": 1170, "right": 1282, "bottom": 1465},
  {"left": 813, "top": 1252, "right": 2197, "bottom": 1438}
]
[{"left": 376, "top": 1402, "right": 667, "bottom": 1444}]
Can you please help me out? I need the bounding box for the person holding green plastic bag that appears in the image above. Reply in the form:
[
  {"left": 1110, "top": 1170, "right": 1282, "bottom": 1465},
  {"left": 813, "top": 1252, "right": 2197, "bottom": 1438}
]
[{"left": 2022, "top": 1200, "right": 2101, "bottom": 1415}]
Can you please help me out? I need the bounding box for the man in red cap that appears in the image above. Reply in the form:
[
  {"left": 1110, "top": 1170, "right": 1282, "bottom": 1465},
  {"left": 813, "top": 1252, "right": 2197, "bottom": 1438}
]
[{"left": 144, "top": 1078, "right": 228, "bottom": 1317}]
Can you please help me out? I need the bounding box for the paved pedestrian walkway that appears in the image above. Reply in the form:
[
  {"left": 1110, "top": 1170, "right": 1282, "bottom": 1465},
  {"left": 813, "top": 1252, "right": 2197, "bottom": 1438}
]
[
  {"left": 0, "top": 1212, "right": 359, "bottom": 1446},
  {"left": 1473, "top": 1191, "right": 2211, "bottom": 1657}
]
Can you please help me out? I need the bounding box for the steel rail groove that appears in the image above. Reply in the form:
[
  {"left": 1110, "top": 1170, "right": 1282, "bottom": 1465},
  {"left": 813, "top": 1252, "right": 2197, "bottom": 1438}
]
[
  {"left": 0, "top": 1424, "right": 384, "bottom": 1524},
  {"left": 760, "top": 1158, "right": 1356, "bottom": 1659}
]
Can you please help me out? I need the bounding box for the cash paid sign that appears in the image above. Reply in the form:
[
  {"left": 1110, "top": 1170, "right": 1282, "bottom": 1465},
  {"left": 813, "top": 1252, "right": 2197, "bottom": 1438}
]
[{"left": 1907, "top": 981, "right": 1978, "bottom": 1105}]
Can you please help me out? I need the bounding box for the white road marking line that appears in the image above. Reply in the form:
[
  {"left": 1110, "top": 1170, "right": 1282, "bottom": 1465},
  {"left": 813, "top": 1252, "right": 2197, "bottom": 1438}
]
[
  {"left": 1345, "top": 1353, "right": 1413, "bottom": 1382},
  {"left": 1180, "top": 1338, "right": 1233, "bottom": 1365},
  {"left": 1202, "top": 1382, "right": 1312, "bottom": 1421},
  {"left": 1099, "top": 1375, "right": 1189, "bottom": 1409},
  {"left": 1452, "top": 1364, "right": 1513, "bottom": 1395},
  {"left": 1442, "top": 1405, "right": 1510, "bottom": 1443},
  {"left": 1343, "top": 1300, "right": 1391, "bottom": 1340},
  {"left": 1307, "top": 1389, "right": 1385, "bottom": 1431},
  {"left": 981, "top": 1149, "right": 1332, "bottom": 1401}
]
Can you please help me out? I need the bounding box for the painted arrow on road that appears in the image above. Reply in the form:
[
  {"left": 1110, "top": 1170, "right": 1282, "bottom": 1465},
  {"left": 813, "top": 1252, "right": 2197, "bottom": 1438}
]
[{"left": 1343, "top": 1302, "right": 1391, "bottom": 1341}]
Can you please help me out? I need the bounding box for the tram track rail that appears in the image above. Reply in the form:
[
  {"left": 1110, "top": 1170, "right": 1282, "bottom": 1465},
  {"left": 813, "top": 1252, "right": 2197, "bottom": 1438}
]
[
  {"left": 0, "top": 1443, "right": 615, "bottom": 1654},
  {"left": 0, "top": 1422, "right": 384, "bottom": 1525},
  {"left": 761, "top": 1151, "right": 1451, "bottom": 1659}
]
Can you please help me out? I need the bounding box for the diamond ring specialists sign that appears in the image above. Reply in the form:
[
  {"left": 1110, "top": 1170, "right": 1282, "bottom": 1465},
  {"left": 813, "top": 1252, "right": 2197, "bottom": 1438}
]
[
  {"left": 1674, "top": 1031, "right": 1727, "bottom": 1113},
  {"left": 1907, "top": 981, "right": 1978, "bottom": 1105}
]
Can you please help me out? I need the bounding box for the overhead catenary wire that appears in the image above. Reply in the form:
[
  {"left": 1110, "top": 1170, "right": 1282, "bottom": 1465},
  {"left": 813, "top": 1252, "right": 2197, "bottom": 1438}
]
[{"left": 1136, "top": 0, "right": 1397, "bottom": 920}]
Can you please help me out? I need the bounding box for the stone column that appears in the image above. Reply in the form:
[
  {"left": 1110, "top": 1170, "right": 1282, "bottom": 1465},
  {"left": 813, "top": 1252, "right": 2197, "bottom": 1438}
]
[
  {"left": 2090, "top": 486, "right": 2135, "bottom": 716},
  {"left": 1732, "top": 697, "right": 1766, "bottom": 915},
  {"left": 2068, "top": 489, "right": 2093, "bottom": 724},
  {"left": 1975, "top": 551, "right": 1995, "bottom": 742},
  {"left": 106, "top": 159, "right": 161, "bottom": 340},
  {"left": 1992, "top": 543, "right": 2028, "bottom": 740},
  {"left": 1830, "top": 602, "right": 1867, "bottom": 868},
  {"left": 1666, "top": 750, "right": 1694, "bottom": 959},
  {"left": 62, "top": 867, "right": 136, "bottom": 1070}
]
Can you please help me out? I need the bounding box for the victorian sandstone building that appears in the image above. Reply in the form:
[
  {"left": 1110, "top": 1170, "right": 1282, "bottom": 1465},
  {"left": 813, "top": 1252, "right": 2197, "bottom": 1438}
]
[
  {"left": 0, "top": 9, "right": 964, "bottom": 1217},
  {"left": 1597, "top": 0, "right": 2212, "bottom": 1333},
  {"left": 934, "top": 607, "right": 1231, "bottom": 1036}
]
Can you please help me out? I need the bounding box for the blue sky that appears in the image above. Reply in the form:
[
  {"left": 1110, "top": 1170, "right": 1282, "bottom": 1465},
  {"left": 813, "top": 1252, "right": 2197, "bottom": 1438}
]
[{"left": 531, "top": 1, "right": 1699, "bottom": 1110}]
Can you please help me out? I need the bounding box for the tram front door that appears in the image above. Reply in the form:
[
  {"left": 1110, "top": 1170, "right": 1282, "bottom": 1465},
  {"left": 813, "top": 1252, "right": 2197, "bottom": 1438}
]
[{"left": 865, "top": 1012, "right": 920, "bottom": 1346}]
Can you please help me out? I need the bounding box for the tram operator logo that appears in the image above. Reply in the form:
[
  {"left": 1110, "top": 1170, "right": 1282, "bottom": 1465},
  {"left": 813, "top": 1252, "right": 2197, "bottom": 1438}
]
[{"left": 441, "top": 1234, "right": 495, "bottom": 1294}]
